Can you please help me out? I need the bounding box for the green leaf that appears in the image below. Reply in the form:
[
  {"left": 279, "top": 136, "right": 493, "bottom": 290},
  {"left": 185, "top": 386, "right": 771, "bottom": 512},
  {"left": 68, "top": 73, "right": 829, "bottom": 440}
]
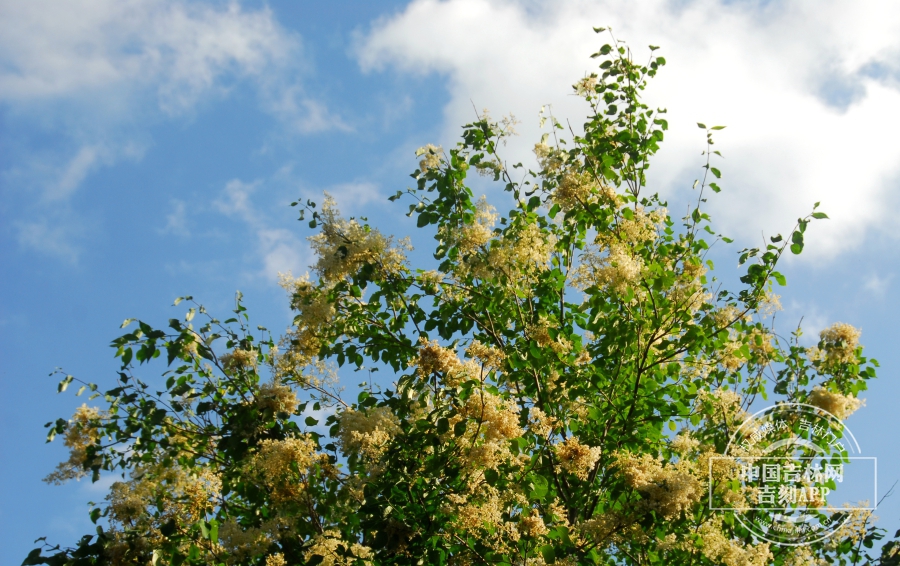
[
  {"left": 710, "top": 167, "right": 721, "bottom": 178},
  {"left": 812, "top": 212, "right": 829, "bottom": 219},
  {"left": 530, "top": 475, "right": 549, "bottom": 499},
  {"left": 697, "top": 122, "right": 707, "bottom": 129},
  {"left": 540, "top": 545, "right": 556, "bottom": 563},
  {"left": 772, "top": 272, "right": 787, "bottom": 286},
  {"left": 711, "top": 125, "right": 726, "bottom": 130}
]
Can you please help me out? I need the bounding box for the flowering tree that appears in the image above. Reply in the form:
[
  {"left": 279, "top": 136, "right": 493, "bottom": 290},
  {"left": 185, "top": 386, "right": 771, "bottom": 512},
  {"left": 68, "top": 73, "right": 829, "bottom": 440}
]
[{"left": 26, "top": 30, "right": 899, "bottom": 566}]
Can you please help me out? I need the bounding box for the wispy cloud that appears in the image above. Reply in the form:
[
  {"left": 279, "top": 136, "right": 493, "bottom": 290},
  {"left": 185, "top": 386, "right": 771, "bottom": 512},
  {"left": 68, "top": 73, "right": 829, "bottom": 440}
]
[
  {"left": 1, "top": 0, "right": 352, "bottom": 263},
  {"left": 214, "top": 178, "right": 309, "bottom": 282},
  {"left": 863, "top": 273, "right": 892, "bottom": 296},
  {"left": 161, "top": 199, "right": 190, "bottom": 237},
  {"left": 356, "top": 0, "right": 900, "bottom": 260},
  {"left": 15, "top": 217, "right": 83, "bottom": 263},
  {"left": 0, "top": 0, "right": 294, "bottom": 109}
]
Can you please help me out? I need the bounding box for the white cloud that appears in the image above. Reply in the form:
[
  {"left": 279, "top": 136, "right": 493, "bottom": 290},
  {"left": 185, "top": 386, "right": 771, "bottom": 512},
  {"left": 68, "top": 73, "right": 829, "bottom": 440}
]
[
  {"left": 257, "top": 228, "right": 308, "bottom": 281},
  {"left": 45, "top": 142, "right": 146, "bottom": 201},
  {"left": 322, "top": 182, "right": 383, "bottom": 211},
  {"left": 356, "top": 0, "right": 900, "bottom": 259},
  {"left": 15, "top": 218, "right": 82, "bottom": 263},
  {"left": 0, "top": 0, "right": 349, "bottom": 204},
  {"left": 262, "top": 87, "right": 353, "bottom": 134},
  {"left": 863, "top": 273, "right": 891, "bottom": 296},
  {"left": 161, "top": 199, "right": 190, "bottom": 236},
  {"left": 214, "top": 178, "right": 261, "bottom": 223},
  {"left": 0, "top": 0, "right": 294, "bottom": 109},
  {"left": 214, "top": 177, "right": 310, "bottom": 282}
]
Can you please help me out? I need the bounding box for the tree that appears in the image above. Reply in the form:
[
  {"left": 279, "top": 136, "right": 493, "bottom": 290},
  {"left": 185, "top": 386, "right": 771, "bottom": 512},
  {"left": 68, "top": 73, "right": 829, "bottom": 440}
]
[{"left": 25, "top": 29, "right": 895, "bottom": 566}]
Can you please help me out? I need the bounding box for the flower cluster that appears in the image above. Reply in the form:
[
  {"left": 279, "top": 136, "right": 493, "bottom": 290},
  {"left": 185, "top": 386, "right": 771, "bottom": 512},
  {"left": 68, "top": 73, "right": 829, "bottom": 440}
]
[
  {"left": 43, "top": 404, "right": 104, "bottom": 484},
  {"left": 555, "top": 437, "right": 601, "bottom": 480},
  {"left": 220, "top": 348, "right": 257, "bottom": 372},
  {"left": 614, "top": 452, "right": 702, "bottom": 519},
  {"left": 256, "top": 379, "right": 300, "bottom": 415},
  {"left": 416, "top": 144, "right": 443, "bottom": 172},
  {"left": 308, "top": 194, "right": 410, "bottom": 282},
  {"left": 244, "top": 436, "right": 320, "bottom": 505},
  {"left": 304, "top": 530, "right": 373, "bottom": 566},
  {"left": 807, "top": 386, "right": 864, "bottom": 420},
  {"left": 818, "top": 322, "right": 862, "bottom": 365},
  {"left": 337, "top": 406, "right": 402, "bottom": 463}
]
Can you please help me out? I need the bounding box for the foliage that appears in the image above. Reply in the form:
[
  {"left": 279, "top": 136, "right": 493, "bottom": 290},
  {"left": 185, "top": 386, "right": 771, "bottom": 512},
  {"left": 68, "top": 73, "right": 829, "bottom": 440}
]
[{"left": 25, "top": 29, "right": 895, "bottom": 566}]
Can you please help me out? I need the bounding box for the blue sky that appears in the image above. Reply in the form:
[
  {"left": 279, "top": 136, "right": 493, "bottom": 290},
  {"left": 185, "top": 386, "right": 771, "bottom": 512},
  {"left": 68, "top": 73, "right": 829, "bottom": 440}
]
[{"left": 2, "top": 0, "right": 900, "bottom": 561}]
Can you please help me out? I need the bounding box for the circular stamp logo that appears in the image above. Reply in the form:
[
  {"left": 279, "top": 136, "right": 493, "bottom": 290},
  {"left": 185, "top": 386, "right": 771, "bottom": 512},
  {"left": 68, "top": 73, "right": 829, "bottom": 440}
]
[{"left": 709, "top": 403, "right": 876, "bottom": 546}]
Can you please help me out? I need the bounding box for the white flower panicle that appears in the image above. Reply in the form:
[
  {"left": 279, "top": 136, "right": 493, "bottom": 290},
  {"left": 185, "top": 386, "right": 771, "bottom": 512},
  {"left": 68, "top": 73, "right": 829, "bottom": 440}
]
[
  {"left": 416, "top": 144, "right": 443, "bottom": 172},
  {"left": 44, "top": 404, "right": 104, "bottom": 484},
  {"left": 614, "top": 452, "right": 702, "bottom": 519},
  {"left": 819, "top": 322, "right": 862, "bottom": 365},
  {"left": 555, "top": 437, "right": 601, "bottom": 480},
  {"left": 256, "top": 379, "right": 300, "bottom": 415},
  {"left": 337, "top": 406, "right": 402, "bottom": 462},
  {"left": 807, "top": 386, "right": 864, "bottom": 420},
  {"left": 309, "top": 194, "right": 411, "bottom": 283}
]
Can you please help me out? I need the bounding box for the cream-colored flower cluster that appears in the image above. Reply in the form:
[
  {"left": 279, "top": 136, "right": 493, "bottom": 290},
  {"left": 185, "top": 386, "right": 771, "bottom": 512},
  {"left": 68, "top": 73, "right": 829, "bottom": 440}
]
[
  {"left": 572, "top": 207, "right": 667, "bottom": 296},
  {"left": 475, "top": 159, "right": 502, "bottom": 177},
  {"left": 450, "top": 391, "right": 523, "bottom": 472},
  {"left": 534, "top": 141, "right": 566, "bottom": 173},
  {"left": 526, "top": 317, "right": 571, "bottom": 355},
  {"left": 218, "top": 520, "right": 271, "bottom": 563},
  {"left": 304, "top": 529, "right": 373, "bottom": 566},
  {"left": 309, "top": 195, "right": 410, "bottom": 283},
  {"left": 416, "top": 144, "right": 443, "bottom": 173},
  {"left": 277, "top": 271, "right": 339, "bottom": 372},
  {"left": 614, "top": 451, "right": 702, "bottom": 519},
  {"left": 451, "top": 196, "right": 498, "bottom": 256},
  {"left": 695, "top": 517, "right": 773, "bottom": 566},
  {"left": 818, "top": 322, "right": 862, "bottom": 365},
  {"left": 670, "top": 431, "right": 699, "bottom": 455},
  {"left": 518, "top": 513, "right": 549, "bottom": 538},
  {"left": 220, "top": 348, "right": 257, "bottom": 372},
  {"left": 256, "top": 379, "right": 300, "bottom": 415},
  {"left": 555, "top": 436, "right": 601, "bottom": 480},
  {"left": 466, "top": 340, "right": 506, "bottom": 373},
  {"left": 337, "top": 406, "right": 402, "bottom": 463},
  {"left": 747, "top": 329, "right": 776, "bottom": 360},
  {"left": 574, "top": 74, "right": 598, "bottom": 96},
  {"left": 581, "top": 510, "right": 647, "bottom": 548},
  {"left": 414, "top": 338, "right": 462, "bottom": 380},
  {"left": 807, "top": 386, "right": 864, "bottom": 420},
  {"left": 106, "top": 463, "right": 221, "bottom": 555},
  {"left": 696, "top": 388, "right": 746, "bottom": 422},
  {"left": 461, "top": 221, "right": 557, "bottom": 286},
  {"left": 553, "top": 170, "right": 594, "bottom": 211},
  {"left": 528, "top": 406, "right": 558, "bottom": 437},
  {"left": 823, "top": 502, "right": 875, "bottom": 552},
  {"left": 44, "top": 404, "right": 104, "bottom": 484},
  {"left": 244, "top": 436, "right": 320, "bottom": 504},
  {"left": 783, "top": 545, "right": 829, "bottom": 566},
  {"left": 463, "top": 392, "right": 522, "bottom": 443}
]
